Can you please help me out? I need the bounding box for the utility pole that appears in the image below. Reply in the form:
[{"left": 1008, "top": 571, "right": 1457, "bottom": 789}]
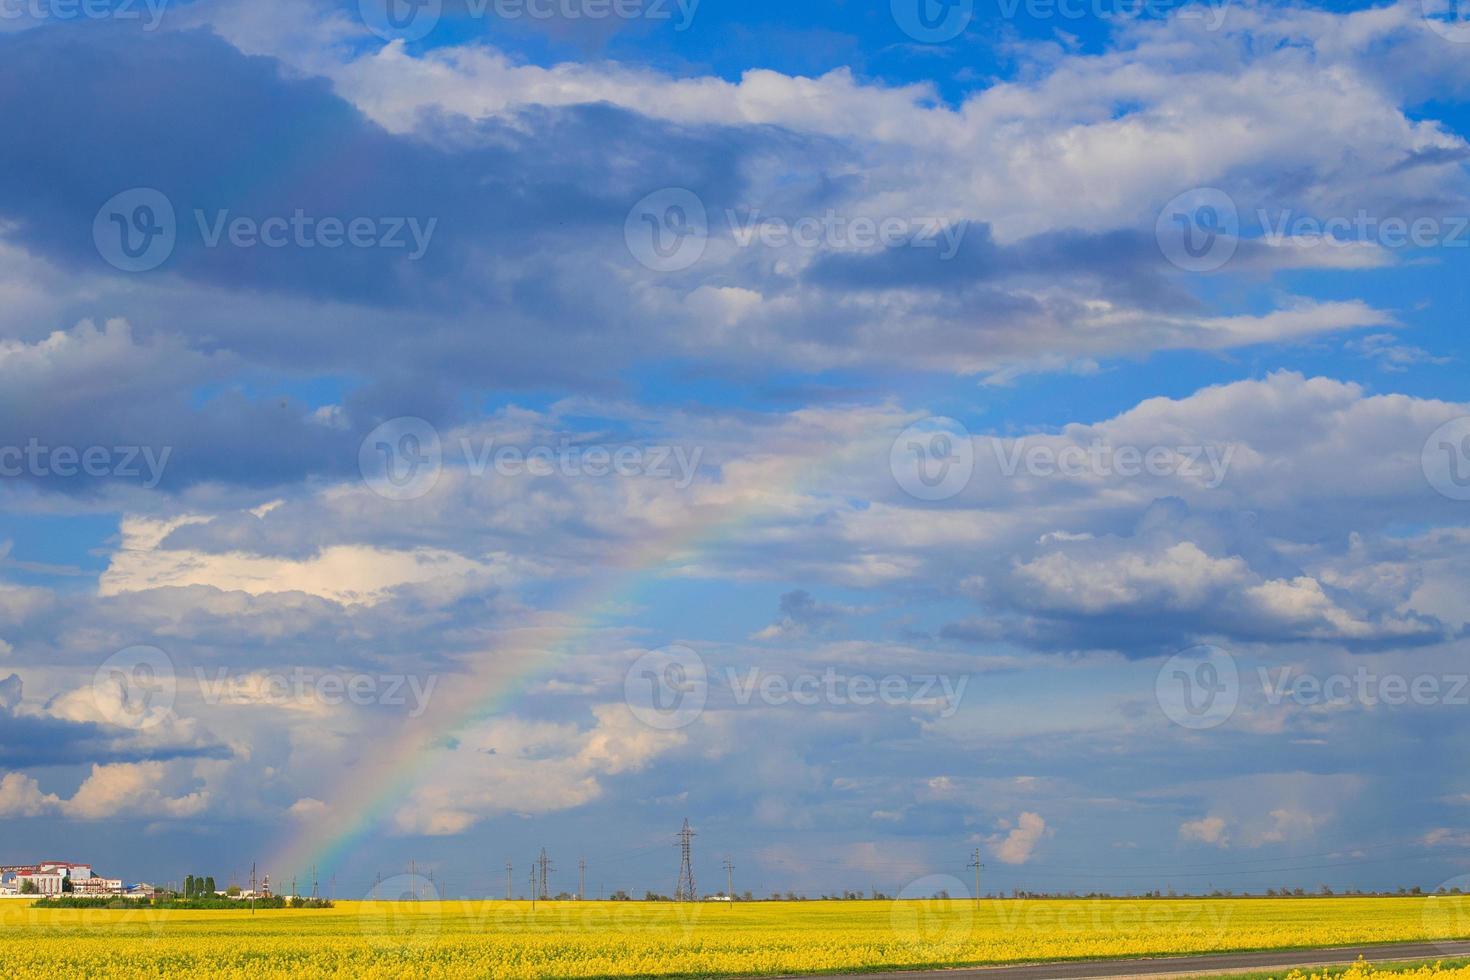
[
  {"left": 579, "top": 857, "right": 586, "bottom": 902},
  {"left": 311, "top": 865, "right": 318, "bottom": 900},
  {"left": 372, "top": 872, "right": 381, "bottom": 900},
  {"left": 250, "top": 863, "right": 257, "bottom": 915},
  {"left": 675, "top": 819, "right": 697, "bottom": 902},
  {"left": 537, "top": 848, "right": 552, "bottom": 901},
  {"left": 506, "top": 862, "right": 513, "bottom": 901},
  {"left": 723, "top": 857, "right": 735, "bottom": 904},
  {"left": 968, "top": 849, "right": 984, "bottom": 905},
  {"left": 529, "top": 865, "right": 537, "bottom": 911}
]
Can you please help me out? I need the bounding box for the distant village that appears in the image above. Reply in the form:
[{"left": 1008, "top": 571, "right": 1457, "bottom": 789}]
[
  {"left": 0, "top": 862, "right": 275, "bottom": 901},
  {"left": 1, "top": 862, "right": 143, "bottom": 898}
]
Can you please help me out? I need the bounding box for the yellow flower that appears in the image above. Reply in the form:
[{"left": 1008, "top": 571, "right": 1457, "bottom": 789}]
[{"left": 0, "top": 897, "right": 1466, "bottom": 978}]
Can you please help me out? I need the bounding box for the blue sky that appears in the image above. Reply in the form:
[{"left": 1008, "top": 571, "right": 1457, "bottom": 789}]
[{"left": 1, "top": 0, "right": 1469, "bottom": 900}]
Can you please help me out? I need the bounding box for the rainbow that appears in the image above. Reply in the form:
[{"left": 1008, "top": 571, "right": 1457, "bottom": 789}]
[{"left": 266, "top": 437, "right": 871, "bottom": 885}]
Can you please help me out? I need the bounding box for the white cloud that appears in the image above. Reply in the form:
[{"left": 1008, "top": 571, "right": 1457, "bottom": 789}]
[
  {"left": 67, "top": 762, "right": 208, "bottom": 820},
  {"left": 0, "top": 772, "right": 60, "bottom": 817},
  {"left": 992, "top": 811, "right": 1050, "bottom": 865},
  {"left": 390, "top": 704, "right": 688, "bottom": 836},
  {"left": 100, "top": 516, "right": 511, "bottom": 607},
  {"left": 0, "top": 763, "right": 207, "bottom": 820},
  {"left": 1180, "top": 815, "right": 1230, "bottom": 847},
  {"left": 288, "top": 797, "right": 328, "bottom": 820}
]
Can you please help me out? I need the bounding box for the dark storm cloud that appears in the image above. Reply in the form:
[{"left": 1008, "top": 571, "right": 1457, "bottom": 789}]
[
  {"left": 0, "top": 23, "right": 757, "bottom": 308},
  {"left": 0, "top": 675, "right": 229, "bottom": 768}
]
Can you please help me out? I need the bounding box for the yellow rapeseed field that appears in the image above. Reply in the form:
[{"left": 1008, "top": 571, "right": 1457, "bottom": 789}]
[
  {"left": 1278, "top": 961, "right": 1470, "bottom": 980},
  {"left": 0, "top": 896, "right": 1467, "bottom": 979}
]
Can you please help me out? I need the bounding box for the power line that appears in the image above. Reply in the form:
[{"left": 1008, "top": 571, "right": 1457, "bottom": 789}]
[
  {"left": 675, "top": 819, "right": 697, "bottom": 902},
  {"left": 968, "top": 849, "right": 984, "bottom": 903},
  {"left": 537, "top": 848, "right": 553, "bottom": 901}
]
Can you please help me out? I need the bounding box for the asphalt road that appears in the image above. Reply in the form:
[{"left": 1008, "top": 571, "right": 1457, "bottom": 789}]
[{"left": 802, "top": 941, "right": 1470, "bottom": 980}]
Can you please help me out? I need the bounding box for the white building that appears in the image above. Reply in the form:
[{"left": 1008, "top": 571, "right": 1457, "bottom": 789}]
[
  {"left": 72, "top": 876, "right": 124, "bottom": 895},
  {"left": 1, "top": 862, "right": 120, "bottom": 896}
]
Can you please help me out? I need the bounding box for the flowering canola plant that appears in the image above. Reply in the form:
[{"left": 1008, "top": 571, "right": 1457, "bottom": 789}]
[
  {"left": 0, "top": 897, "right": 1466, "bottom": 979},
  {"left": 1277, "top": 960, "right": 1470, "bottom": 980}
]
